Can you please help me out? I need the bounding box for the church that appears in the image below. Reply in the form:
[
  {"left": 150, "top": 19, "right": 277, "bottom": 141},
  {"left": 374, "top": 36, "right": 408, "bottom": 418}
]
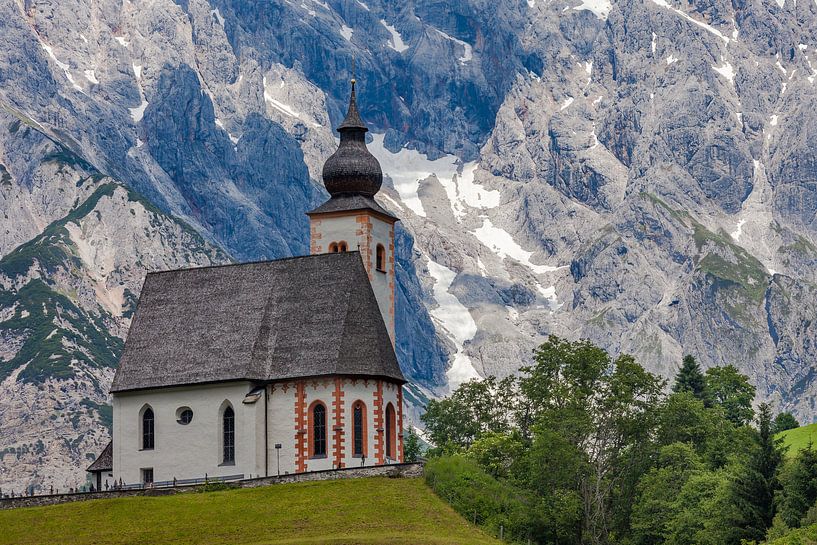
[{"left": 89, "top": 81, "right": 406, "bottom": 486}]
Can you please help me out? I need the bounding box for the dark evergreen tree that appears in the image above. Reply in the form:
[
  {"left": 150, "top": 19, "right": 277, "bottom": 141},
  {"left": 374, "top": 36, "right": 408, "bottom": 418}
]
[
  {"left": 728, "top": 403, "right": 784, "bottom": 541},
  {"left": 672, "top": 355, "right": 707, "bottom": 401},
  {"left": 773, "top": 412, "right": 800, "bottom": 434}
]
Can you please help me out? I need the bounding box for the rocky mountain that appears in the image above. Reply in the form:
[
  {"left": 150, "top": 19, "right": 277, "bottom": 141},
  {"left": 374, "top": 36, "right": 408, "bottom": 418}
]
[{"left": 1, "top": 0, "right": 817, "bottom": 491}]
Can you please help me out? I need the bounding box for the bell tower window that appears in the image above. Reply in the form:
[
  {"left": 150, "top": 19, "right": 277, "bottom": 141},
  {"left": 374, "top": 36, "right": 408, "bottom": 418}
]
[{"left": 376, "top": 244, "right": 386, "bottom": 272}]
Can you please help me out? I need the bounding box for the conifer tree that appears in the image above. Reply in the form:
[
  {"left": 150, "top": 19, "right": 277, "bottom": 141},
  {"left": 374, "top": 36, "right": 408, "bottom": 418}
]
[{"left": 672, "top": 354, "right": 707, "bottom": 401}]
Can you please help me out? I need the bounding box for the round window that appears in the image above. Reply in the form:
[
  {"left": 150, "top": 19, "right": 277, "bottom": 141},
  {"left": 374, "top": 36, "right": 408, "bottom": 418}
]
[{"left": 176, "top": 407, "right": 193, "bottom": 425}]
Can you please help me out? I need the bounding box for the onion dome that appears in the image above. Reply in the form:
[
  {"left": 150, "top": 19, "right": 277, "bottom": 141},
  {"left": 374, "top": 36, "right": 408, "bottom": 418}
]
[{"left": 321, "top": 80, "right": 383, "bottom": 197}]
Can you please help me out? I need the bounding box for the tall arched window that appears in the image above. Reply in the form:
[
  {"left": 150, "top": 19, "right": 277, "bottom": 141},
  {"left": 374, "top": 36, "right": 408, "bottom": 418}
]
[
  {"left": 328, "top": 242, "right": 338, "bottom": 253},
  {"left": 338, "top": 241, "right": 348, "bottom": 252},
  {"left": 385, "top": 403, "right": 396, "bottom": 459},
  {"left": 376, "top": 244, "right": 386, "bottom": 272},
  {"left": 142, "top": 407, "right": 154, "bottom": 450},
  {"left": 310, "top": 402, "right": 327, "bottom": 458},
  {"left": 222, "top": 406, "right": 235, "bottom": 464},
  {"left": 352, "top": 401, "right": 367, "bottom": 457}
]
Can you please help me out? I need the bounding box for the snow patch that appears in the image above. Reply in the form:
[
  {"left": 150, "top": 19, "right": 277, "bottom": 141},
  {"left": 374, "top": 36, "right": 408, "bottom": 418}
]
[
  {"left": 132, "top": 64, "right": 142, "bottom": 79},
  {"left": 472, "top": 218, "right": 564, "bottom": 275},
  {"left": 712, "top": 60, "right": 735, "bottom": 84},
  {"left": 114, "top": 36, "right": 130, "bottom": 47},
  {"left": 433, "top": 28, "right": 472, "bottom": 65},
  {"left": 573, "top": 0, "right": 612, "bottom": 20},
  {"left": 39, "top": 42, "right": 83, "bottom": 92},
  {"left": 129, "top": 99, "right": 148, "bottom": 123},
  {"left": 774, "top": 0, "right": 785, "bottom": 7},
  {"left": 381, "top": 20, "right": 409, "bottom": 52},
  {"left": 651, "top": 32, "right": 657, "bottom": 54},
  {"left": 731, "top": 218, "right": 746, "bottom": 241},
  {"left": 426, "top": 260, "right": 480, "bottom": 389},
  {"left": 340, "top": 25, "right": 354, "bottom": 42},
  {"left": 262, "top": 76, "right": 320, "bottom": 127},
  {"left": 666, "top": 54, "right": 678, "bottom": 65},
  {"left": 648, "top": 0, "right": 730, "bottom": 43},
  {"left": 561, "top": 96, "right": 575, "bottom": 110},
  {"left": 356, "top": 0, "right": 370, "bottom": 10},
  {"left": 368, "top": 134, "right": 499, "bottom": 220},
  {"left": 770, "top": 114, "right": 779, "bottom": 126},
  {"left": 84, "top": 69, "right": 98, "bottom": 84}
]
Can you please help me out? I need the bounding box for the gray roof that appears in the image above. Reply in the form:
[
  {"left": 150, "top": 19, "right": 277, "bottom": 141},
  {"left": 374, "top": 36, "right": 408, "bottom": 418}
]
[
  {"left": 307, "top": 194, "right": 397, "bottom": 221},
  {"left": 111, "top": 252, "right": 404, "bottom": 393},
  {"left": 87, "top": 441, "right": 112, "bottom": 472}
]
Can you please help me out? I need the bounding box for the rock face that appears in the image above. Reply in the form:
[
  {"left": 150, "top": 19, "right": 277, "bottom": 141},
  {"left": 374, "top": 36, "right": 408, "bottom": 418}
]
[{"left": 1, "top": 0, "right": 817, "bottom": 490}]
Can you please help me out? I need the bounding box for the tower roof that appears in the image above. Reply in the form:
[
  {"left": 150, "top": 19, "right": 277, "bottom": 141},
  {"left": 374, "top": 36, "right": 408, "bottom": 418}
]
[{"left": 321, "top": 79, "right": 383, "bottom": 197}]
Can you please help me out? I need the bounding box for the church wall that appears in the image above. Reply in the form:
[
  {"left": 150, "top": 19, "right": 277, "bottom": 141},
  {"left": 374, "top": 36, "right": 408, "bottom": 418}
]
[
  {"left": 112, "top": 382, "right": 263, "bottom": 485},
  {"left": 267, "top": 378, "right": 404, "bottom": 476}
]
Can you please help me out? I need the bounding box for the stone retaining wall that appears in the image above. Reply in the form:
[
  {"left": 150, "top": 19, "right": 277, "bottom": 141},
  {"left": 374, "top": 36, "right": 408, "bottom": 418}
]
[{"left": 0, "top": 462, "right": 424, "bottom": 510}]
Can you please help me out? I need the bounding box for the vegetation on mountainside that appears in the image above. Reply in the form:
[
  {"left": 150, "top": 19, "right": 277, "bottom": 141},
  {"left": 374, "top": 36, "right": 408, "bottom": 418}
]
[
  {"left": 0, "top": 477, "right": 498, "bottom": 545},
  {"left": 421, "top": 336, "right": 816, "bottom": 545}
]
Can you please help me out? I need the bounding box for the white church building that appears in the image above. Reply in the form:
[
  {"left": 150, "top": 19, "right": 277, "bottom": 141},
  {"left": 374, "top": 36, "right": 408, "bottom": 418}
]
[{"left": 88, "top": 81, "right": 406, "bottom": 486}]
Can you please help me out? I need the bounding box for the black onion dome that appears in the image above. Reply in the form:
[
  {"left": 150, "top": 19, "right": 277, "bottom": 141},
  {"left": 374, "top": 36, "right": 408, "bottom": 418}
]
[{"left": 321, "top": 80, "right": 383, "bottom": 197}]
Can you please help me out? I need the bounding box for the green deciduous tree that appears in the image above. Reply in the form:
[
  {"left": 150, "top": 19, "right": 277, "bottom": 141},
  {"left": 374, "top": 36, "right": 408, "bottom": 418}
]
[
  {"left": 777, "top": 446, "right": 817, "bottom": 528},
  {"left": 403, "top": 427, "right": 423, "bottom": 462},
  {"left": 705, "top": 365, "right": 756, "bottom": 427}
]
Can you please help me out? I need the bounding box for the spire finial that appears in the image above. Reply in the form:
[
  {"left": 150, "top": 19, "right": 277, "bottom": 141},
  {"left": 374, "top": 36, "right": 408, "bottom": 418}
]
[{"left": 338, "top": 61, "right": 366, "bottom": 132}]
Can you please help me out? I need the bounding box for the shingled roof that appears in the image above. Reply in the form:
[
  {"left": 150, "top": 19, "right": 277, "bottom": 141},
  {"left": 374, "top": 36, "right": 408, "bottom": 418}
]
[
  {"left": 307, "top": 194, "right": 397, "bottom": 221},
  {"left": 111, "top": 252, "right": 404, "bottom": 393},
  {"left": 87, "top": 441, "right": 112, "bottom": 472}
]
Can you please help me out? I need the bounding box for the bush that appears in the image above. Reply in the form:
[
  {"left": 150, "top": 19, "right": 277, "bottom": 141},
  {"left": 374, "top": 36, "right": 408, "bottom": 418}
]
[{"left": 425, "top": 455, "right": 536, "bottom": 543}]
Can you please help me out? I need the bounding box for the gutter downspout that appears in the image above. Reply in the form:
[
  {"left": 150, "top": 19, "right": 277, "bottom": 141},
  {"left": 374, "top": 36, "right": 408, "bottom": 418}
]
[{"left": 265, "top": 385, "right": 269, "bottom": 477}]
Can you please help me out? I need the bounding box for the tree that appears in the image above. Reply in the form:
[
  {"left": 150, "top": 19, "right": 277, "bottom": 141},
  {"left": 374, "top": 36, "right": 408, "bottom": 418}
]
[
  {"left": 403, "top": 427, "right": 423, "bottom": 462},
  {"left": 421, "top": 376, "right": 518, "bottom": 451},
  {"left": 705, "top": 366, "right": 756, "bottom": 427},
  {"left": 773, "top": 412, "right": 800, "bottom": 434},
  {"left": 519, "top": 337, "right": 664, "bottom": 544},
  {"left": 727, "top": 403, "right": 784, "bottom": 542},
  {"left": 631, "top": 442, "right": 704, "bottom": 545},
  {"left": 777, "top": 446, "right": 817, "bottom": 528},
  {"left": 673, "top": 355, "right": 707, "bottom": 402}
]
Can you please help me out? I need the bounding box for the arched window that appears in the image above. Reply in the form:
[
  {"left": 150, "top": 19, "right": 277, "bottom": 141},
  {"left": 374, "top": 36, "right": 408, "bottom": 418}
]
[
  {"left": 222, "top": 406, "right": 235, "bottom": 464},
  {"left": 142, "top": 407, "right": 154, "bottom": 450},
  {"left": 376, "top": 244, "right": 386, "bottom": 272},
  {"left": 338, "top": 241, "right": 348, "bottom": 252},
  {"left": 352, "top": 401, "right": 367, "bottom": 457},
  {"left": 385, "top": 403, "right": 396, "bottom": 459},
  {"left": 328, "top": 242, "right": 338, "bottom": 253},
  {"left": 310, "top": 402, "right": 327, "bottom": 458}
]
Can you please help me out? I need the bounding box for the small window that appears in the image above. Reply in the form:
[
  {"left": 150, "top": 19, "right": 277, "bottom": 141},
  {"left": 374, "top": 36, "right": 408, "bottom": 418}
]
[
  {"left": 141, "top": 468, "right": 153, "bottom": 485},
  {"left": 177, "top": 407, "right": 193, "bottom": 425},
  {"left": 311, "top": 403, "right": 327, "bottom": 458},
  {"left": 223, "top": 406, "right": 235, "bottom": 464},
  {"left": 142, "top": 407, "right": 154, "bottom": 450},
  {"left": 338, "top": 241, "right": 348, "bottom": 252},
  {"left": 329, "top": 242, "right": 338, "bottom": 253},
  {"left": 376, "top": 244, "right": 386, "bottom": 272}
]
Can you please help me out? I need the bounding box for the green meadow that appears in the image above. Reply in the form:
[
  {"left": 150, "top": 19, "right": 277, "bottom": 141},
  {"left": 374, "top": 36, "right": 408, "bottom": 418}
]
[{"left": 0, "top": 477, "right": 500, "bottom": 545}]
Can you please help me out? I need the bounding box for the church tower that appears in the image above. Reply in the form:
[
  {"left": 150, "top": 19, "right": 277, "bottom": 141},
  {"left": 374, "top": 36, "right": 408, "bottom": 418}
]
[{"left": 307, "top": 80, "right": 398, "bottom": 342}]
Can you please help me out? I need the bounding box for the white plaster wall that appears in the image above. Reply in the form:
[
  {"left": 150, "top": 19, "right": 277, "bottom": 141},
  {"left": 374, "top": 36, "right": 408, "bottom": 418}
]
[
  {"left": 112, "top": 382, "right": 263, "bottom": 485},
  {"left": 266, "top": 379, "right": 403, "bottom": 475}
]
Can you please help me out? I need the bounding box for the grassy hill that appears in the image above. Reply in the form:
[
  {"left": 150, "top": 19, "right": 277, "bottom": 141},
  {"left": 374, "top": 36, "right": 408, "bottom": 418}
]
[
  {"left": 778, "top": 423, "right": 817, "bottom": 457},
  {"left": 0, "top": 477, "right": 500, "bottom": 545}
]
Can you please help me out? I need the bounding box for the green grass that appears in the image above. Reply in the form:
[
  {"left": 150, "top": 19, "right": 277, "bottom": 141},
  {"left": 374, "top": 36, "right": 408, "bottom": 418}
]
[
  {"left": 778, "top": 423, "right": 817, "bottom": 458},
  {"left": 0, "top": 477, "right": 501, "bottom": 545}
]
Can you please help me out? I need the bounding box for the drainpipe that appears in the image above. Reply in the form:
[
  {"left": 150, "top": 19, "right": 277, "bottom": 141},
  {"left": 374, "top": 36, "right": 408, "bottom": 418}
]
[{"left": 265, "top": 385, "right": 269, "bottom": 478}]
